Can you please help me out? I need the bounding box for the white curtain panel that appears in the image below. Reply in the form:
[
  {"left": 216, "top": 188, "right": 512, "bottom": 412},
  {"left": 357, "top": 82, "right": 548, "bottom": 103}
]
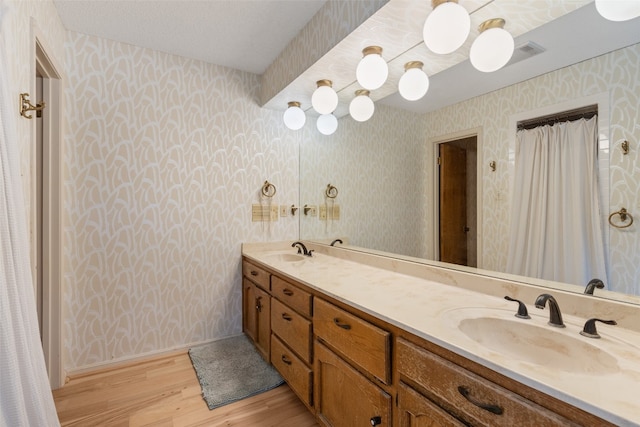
[
  {"left": 0, "top": 2, "right": 60, "bottom": 425},
  {"left": 507, "top": 116, "right": 607, "bottom": 287}
]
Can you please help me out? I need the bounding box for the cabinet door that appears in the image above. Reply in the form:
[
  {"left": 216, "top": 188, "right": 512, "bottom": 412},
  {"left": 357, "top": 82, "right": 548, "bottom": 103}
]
[
  {"left": 254, "top": 285, "right": 271, "bottom": 361},
  {"left": 242, "top": 278, "right": 258, "bottom": 342},
  {"left": 398, "top": 382, "right": 465, "bottom": 427},
  {"left": 315, "top": 341, "right": 391, "bottom": 427}
]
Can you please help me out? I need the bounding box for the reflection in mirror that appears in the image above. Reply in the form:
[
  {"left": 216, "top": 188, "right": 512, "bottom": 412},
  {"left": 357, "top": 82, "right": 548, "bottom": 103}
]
[{"left": 300, "top": 11, "right": 640, "bottom": 302}]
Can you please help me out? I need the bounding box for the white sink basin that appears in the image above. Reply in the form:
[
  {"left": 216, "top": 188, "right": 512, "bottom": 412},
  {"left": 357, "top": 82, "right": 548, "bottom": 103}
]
[
  {"left": 263, "top": 252, "right": 307, "bottom": 264},
  {"left": 446, "top": 308, "right": 620, "bottom": 375}
]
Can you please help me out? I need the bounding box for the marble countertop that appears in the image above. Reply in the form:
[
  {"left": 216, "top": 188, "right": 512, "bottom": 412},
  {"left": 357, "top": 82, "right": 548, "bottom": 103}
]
[{"left": 242, "top": 243, "right": 640, "bottom": 426}]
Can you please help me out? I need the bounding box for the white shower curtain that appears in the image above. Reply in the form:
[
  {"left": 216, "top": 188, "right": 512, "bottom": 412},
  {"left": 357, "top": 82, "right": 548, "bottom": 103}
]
[
  {"left": 0, "top": 2, "right": 60, "bottom": 425},
  {"left": 507, "top": 116, "right": 607, "bottom": 287}
]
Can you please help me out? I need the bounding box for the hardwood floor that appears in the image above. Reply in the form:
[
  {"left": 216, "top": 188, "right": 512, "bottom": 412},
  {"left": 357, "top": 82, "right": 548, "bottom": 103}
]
[{"left": 53, "top": 351, "right": 319, "bottom": 426}]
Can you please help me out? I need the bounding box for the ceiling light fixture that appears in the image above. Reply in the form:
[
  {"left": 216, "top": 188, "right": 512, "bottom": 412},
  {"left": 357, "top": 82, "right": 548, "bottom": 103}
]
[
  {"left": 423, "top": 0, "right": 470, "bottom": 55},
  {"left": 283, "top": 101, "right": 306, "bottom": 130},
  {"left": 317, "top": 113, "right": 338, "bottom": 135},
  {"left": 470, "top": 18, "right": 514, "bottom": 73},
  {"left": 595, "top": 0, "right": 640, "bottom": 21},
  {"left": 311, "top": 80, "right": 338, "bottom": 115},
  {"left": 356, "top": 46, "right": 388, "bottom": 90},
  {"left": 398, "top": 61, "right": 430, "bottom": 101},
  {"left": 349, "top": 90, "right": 375, "bottom": 122}
]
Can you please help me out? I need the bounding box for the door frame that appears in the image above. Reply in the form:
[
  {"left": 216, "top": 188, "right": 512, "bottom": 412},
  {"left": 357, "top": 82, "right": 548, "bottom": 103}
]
[
  {"left": 30, "top": 21, "right": 64, "bottom": 389},
  {"left": 430, "top": 127, "right": 483, "bottom": 268}
]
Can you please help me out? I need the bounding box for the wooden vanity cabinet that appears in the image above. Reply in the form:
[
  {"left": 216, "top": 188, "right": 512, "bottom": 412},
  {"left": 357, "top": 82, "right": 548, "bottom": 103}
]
[
  {"left": 315, "top": 341, "right": 392, "bottom": 427},
  {"left": 397, "top": 382, "right": 466, "bottom": 427},
  {"left": 241, "top": 261, "right": 271, "bottom": 362}
]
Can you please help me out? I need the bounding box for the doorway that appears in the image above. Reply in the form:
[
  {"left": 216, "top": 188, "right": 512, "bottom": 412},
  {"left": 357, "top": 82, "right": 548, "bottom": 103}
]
[
  {"left": 437, "top": 136, "right": 477, "bottom": 268},
  {"left": 32, "top": 37, "right": 64, "bottom": 388}
]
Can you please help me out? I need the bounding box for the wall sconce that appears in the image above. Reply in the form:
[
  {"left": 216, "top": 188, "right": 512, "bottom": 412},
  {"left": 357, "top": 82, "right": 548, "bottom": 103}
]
[
  {"left": 470, "top": 18, "right": 514, "bottom": 73},
  {"left": 317, "top": 113, "right": 338, "bottom": 135},
  {"left": 311, "top": 79, "right": 338, "bottom": 115},
  {"left": 595, "top": 0, "right": 640, "bottom": 21},
  {"left": 398, "top": 61, "right": 430, "bottom": 101},
  {"left": 349, "top": 90, "right": 375, "bottom": 122},
  {"left": 20, "top": 93, "right": 46, "bottom": 119},
  {"left": 356, "top": 46, "right": 388, "bottom": 90},
  {"left": 423, "top": 0, "right": 470, "bottom": 55},
  {"left": 283, "top": 101, "right": 306, "bottom": 130}
]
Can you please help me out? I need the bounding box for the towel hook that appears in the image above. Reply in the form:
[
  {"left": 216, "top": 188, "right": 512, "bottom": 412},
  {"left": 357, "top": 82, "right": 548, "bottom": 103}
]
[
  {"left": 608, "top": 207, "right": 633, "bottom": 229},
  {"left": 20, "top": 93, "right": 46, "bottom": 119},
  {"left": 261, "top": 180, "right": 276, "bottom": 198},
  {"left": 621, "top": 140, "right": 629, "bottom": 155},
  {"left": 325, "top": 184, "right": 338, "bottom": 199}
]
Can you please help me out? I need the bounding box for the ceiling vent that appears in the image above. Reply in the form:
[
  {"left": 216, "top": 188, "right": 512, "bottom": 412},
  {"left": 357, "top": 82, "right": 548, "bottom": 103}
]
[{"left": 505, "top": 41, "right": 546, "bottom": 67}]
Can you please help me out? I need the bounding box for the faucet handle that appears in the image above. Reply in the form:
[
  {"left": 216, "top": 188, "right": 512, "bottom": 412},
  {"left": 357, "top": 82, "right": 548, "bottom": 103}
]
[
  {"left": 580, "top": 318, "right": 617, "bottom": 339},
  {"left": 504, "top": 296, "right": 530, "bottom": 319}
]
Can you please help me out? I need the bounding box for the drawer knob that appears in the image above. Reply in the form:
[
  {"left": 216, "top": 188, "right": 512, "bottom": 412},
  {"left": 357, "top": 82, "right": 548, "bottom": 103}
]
[
  {"left": 250, "top": 270, "right": 259, "bottom": 276},
  {"left": 370, "top": 416, "right": 382, "bottom": 426},
  {"left": 281, "top": 355, "right": 292, "bottom": 365},
  {"left": 333, "top": 318, "right": 351, "bottom": 330},
  {"left": 458, "top": 386, "right": 503, "bottom": 415},
  {"left": 255, "top": 297, "right": 263, "bottom": 312},
  {"left": 282, "top": 313, "right": 293, "bottom": 321},
  {"left": 282, "top": 288, "right": 294, "bottom": 296}
]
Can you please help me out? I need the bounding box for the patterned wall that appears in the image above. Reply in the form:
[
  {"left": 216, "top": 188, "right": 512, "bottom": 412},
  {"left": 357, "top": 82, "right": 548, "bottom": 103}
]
[
  {"left": 63, "top": 32, "right": 299, "bottom": 370},
  {"left": 302, "top": 43, "right": 640, "bottom": 296}
]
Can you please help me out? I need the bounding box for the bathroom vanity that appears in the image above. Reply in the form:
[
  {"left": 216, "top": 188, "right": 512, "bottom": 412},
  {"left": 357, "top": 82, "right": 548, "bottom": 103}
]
[{"left": 242, "top": 242, "right": 640, "bottom": 427}]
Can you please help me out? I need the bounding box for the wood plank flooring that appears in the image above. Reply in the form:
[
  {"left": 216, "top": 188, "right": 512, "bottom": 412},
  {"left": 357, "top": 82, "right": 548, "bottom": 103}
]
[{"left": 53, "top": 351, "right": 319, "bottom": 426}]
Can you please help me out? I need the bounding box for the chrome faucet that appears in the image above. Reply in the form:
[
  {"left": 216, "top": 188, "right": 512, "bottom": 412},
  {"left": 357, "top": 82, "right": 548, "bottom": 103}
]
[
  {"left": 330, "top": 239, "right": 343, "bottom": 246},
  {"left": 534, "top": 294, "right": 565, "bottom": 328},
  {"left": 292, "top": 241, "right": 312, "bottom": 257},
  {"left": 584, "top": 278, "right": 604, "bottom": 295}
]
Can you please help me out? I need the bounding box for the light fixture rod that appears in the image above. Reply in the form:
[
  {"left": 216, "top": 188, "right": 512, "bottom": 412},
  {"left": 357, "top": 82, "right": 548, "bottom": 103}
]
[{"left": 478, "top": 18, "right": 505, "bottom": 32}]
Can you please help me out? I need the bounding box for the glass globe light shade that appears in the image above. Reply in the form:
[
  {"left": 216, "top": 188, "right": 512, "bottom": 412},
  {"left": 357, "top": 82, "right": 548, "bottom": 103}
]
[
  {"left": 283, "top": 102, "right": 306, "bottom": 130},
  {"left": 398, "top": 63, "right": 430, "bottom": 101},
  {"left": 470, "top": 22, "right": 514, "bottom": 73},
  {"left": 311, "top": 80, "right": 338, "bottom": 115},
  {"left": 317, "top": 114, "right": 338, "bottom": 135},
  {"left": 595, "top": 0, "right": 640, "bottom": 21},
  {"left": 356, "top": 46, "right": 388, "bottom": 90},
  {"left": 349, "top": 91, "right": 375, "bottom": 122},
  {"left": 423, "top": 1, "right": 470, "bottom": 54}
]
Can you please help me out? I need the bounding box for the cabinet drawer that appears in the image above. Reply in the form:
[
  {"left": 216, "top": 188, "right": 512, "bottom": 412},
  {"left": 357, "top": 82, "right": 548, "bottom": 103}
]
[
  {"left": 271, "top": 334, "right": 313, "bottom": 407},
  {"left": 271, "top": 298, "right": 312, "bottom": 363},
  {"left": 242, "top": 259, "right": 270, "bottom": 290},
  {"left": 314, "top": 298, "right": 390, "bottom": 384},
  {"left": 271, "top": 276, "right": 312, "bottom": 317},
  {"left": 396, "top": 338, "right": 575, "bottom": 427}
]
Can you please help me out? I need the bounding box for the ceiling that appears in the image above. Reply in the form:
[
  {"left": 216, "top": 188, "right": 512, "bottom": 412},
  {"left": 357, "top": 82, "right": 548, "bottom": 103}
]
[
  {"left": 53, "top": 1, "right": 640, "bottom": 116},
  {"left": 53, "top": 0, "right": 327, "bottom": 75}
]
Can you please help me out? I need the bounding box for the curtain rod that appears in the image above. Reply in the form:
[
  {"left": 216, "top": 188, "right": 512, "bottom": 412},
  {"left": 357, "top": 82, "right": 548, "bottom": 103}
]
[{"left": 517, "top": 104, "right": 598, "bottom": 131}]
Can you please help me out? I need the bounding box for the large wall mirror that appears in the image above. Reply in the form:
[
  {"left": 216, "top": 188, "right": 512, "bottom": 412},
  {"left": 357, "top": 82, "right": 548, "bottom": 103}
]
[{"left": 299, "top": 3, "right": 640, "bottom": 304}]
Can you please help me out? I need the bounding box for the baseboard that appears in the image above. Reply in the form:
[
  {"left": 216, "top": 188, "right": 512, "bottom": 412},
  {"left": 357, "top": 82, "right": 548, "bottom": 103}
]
[{"left": 64, "top": 334, "right": 242, "bottom": 382}]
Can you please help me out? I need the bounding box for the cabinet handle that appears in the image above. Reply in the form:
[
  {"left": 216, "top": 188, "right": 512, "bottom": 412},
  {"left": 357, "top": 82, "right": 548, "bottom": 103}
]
[
  {"left": 457, "top": 386, "right": 503, "bottom": 415},
  {"left": 282, "top": 288, "right": 294, "bottom": 296},
  {"left": 370, "top": 416, "right": 382, "bottom": 426},
  {"left": 250, "top": 270, "right": 259, "bottom": 276},
  {"left": 255, "top": 297, "right": 262, "bottom": 312},
  {"left": 282, "top": 313, "right": 292, "bottom": 321},
  {"left": 281, "top": 355, "right": 292, "bottom": 365},
  {"left": 333, "top": 318, "right": 351, "bottom": 330}
]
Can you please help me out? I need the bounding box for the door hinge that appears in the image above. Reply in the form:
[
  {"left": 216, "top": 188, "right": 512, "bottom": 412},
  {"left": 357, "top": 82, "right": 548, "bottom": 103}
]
[{"left": 437, "top": 156, "right": 441, "bottom": 165}]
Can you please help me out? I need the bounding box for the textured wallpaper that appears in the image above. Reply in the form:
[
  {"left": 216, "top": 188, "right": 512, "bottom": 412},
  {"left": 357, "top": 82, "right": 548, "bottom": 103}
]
[
  {"left": 302, "top": 43, "right": 640, "bottom": 296},
  {"left": 63, "top": 32, "right": 299, "bottom": 370}
]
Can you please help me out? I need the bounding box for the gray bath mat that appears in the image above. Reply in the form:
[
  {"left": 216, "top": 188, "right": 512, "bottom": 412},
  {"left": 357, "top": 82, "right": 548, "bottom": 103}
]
[{"left": 188, "top": 334, "right": 284, "bottom": 409}]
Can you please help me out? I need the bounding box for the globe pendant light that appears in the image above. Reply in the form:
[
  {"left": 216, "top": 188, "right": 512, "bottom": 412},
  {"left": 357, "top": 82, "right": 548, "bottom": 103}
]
[
  {"left": 470, "top": 18, "right": 514, "bottom": 73},
  {"left": 349, "top": 90, "right": 375, "bottom": 122},
  {"left": 595, "top": 0, "right": 640, "bottom": 21},
  {"left": 317, "top": 114, "right": 338, "bottom": 135},
  {"left": 283, "top": 101, "right": 306, "bottom": 130},
  {"left": 311, "top": 80, "right": 338, "bottom": 115},
  {"left": 398, "top": 61, "right": 430, "bottom": 101},
  {"left": 356, "top": 46, "right": 388, "bottom": 90},
  {"left": 423, "top": 0, "right": 470, "bottom": 55}
]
